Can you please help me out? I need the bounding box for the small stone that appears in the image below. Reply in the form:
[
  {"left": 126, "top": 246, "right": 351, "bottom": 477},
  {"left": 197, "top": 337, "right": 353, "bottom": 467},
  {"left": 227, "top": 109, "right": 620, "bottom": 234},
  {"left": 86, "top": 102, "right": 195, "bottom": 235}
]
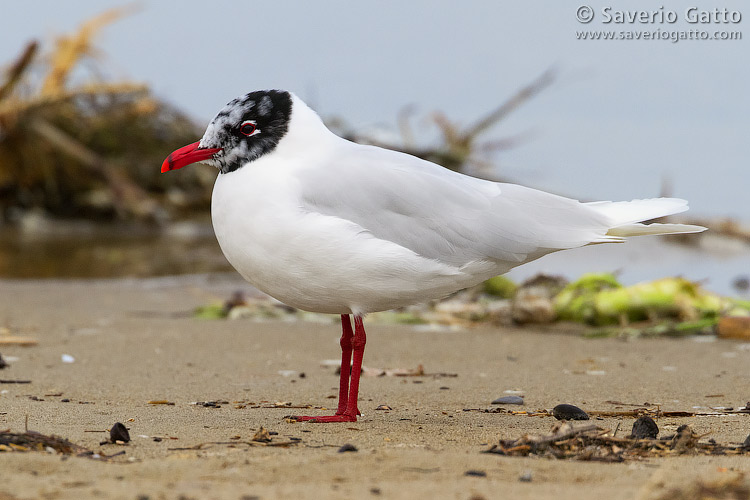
[
  {"left": 464, "top": 469, "right": 487, "bottom": 477},
  {"left": 60, "top": 398, "right": 71, "bottom": 403},
  {"left": 338, "top": 443, "right": 358, "bottom": 453},
  {"left": 742, "top": 433, "right": 750, "bottom": 450},
  {"left": 491, "top": 396, "right": 524, "bottom": 405},
  {"left": 152, "top": 437, "right": 162, "bottom": 442},
  {"left": 61, "top": 354, "right": 75, "bottom": 363},
  {"left": 0, "top": 353, "right": 7, "bottom": 369},
  {"left": 109, "top": 422, "right": 130, "bottom": 443},
  {"left": 519, "top": 470, "right": 533, "bottom": 482},
  {"left": 251, "top": 427, "right": 271, "bottom": 443},
  {"left": 630, "top": 416, "right": 659, "bottom": 439},
  {"left": 552, "top": 404, "right": 589, "bottom": 420},
  {"left": 375, "top": 405, "right": 392, "bottom": 410}
]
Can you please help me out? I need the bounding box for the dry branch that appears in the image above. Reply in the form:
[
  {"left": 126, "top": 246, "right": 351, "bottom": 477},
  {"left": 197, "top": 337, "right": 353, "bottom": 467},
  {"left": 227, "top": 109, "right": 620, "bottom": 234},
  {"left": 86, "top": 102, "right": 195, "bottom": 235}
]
[{"left": 0, "top": 41, "right": 38, "bottom": 102}]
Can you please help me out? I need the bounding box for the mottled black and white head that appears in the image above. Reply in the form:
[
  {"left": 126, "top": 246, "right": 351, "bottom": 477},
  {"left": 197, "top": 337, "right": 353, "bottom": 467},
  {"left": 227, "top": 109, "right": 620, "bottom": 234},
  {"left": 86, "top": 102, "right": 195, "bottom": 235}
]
[{"left": 162, "top": 90, "right": 293, "bottom": 174}]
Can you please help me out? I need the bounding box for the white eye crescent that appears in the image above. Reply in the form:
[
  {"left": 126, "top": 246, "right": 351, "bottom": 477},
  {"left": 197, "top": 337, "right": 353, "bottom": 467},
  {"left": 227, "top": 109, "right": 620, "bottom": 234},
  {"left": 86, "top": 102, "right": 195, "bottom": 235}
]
[{"left": 240, "top": 120, "right": 260, "bottom": 136}]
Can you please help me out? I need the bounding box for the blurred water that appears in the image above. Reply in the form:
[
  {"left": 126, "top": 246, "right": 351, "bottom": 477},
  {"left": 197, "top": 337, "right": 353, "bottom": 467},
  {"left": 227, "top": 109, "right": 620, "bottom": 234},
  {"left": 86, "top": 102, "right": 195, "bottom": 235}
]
[
  {"left": 0, "top": 224, "right": 230, "bottom": 279},
  {"left": 506, "top": 234, "right": 750, "bottom": 297},
  {"left": 1, "top": 222, "right": 746, "bottom": 298}
]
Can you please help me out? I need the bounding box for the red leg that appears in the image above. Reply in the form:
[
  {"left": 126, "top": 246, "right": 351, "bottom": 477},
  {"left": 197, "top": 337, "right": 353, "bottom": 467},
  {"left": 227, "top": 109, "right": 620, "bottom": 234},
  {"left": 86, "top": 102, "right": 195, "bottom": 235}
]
[
  {"left": 344, "top": 315, "right": 366, "bottom": 416},
  {"left": 289, "top": 314, "right": 366, "bottom": 423},
  {"left": 336, "top": 315, "right": 353, "bottom": 414}
]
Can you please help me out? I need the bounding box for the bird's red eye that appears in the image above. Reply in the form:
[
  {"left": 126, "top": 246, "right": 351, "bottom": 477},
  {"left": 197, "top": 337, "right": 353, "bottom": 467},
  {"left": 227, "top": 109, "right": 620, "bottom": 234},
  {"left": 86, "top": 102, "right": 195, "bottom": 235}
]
[{"left": 240, "top": 122, "right": 257, "bottom": 136}]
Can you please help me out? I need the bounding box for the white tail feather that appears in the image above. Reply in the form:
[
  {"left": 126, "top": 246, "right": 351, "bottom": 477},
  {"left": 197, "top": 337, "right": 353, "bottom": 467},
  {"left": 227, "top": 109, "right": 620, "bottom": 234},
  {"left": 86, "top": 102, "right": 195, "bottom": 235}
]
[
  {"left": 586, "top": 198, "right": 707, "bottom": 238},
  {"left": 607, "top": 222, "right": 707, "bottom": 237}
]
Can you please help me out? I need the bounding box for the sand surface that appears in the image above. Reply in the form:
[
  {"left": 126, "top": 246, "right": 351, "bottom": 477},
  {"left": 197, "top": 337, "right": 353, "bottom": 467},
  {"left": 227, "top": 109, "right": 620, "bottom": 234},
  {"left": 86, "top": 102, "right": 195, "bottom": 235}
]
[{"left": 1, "top": 276, "right": 748, "bottom": 499}]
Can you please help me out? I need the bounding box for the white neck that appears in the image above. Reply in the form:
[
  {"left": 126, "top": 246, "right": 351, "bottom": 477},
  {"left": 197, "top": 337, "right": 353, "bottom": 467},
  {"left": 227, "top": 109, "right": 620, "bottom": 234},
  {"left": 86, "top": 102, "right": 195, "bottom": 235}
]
[{"left": 270, "top": 94, "right": 340, "bottom": 161}]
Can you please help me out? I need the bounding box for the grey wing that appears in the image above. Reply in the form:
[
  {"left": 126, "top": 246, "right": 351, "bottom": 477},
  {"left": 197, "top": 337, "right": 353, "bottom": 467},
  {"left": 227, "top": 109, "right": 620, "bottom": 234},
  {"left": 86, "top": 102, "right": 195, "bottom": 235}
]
[{"left": 299, "top": 144, "right": 613, "bottom": 267}]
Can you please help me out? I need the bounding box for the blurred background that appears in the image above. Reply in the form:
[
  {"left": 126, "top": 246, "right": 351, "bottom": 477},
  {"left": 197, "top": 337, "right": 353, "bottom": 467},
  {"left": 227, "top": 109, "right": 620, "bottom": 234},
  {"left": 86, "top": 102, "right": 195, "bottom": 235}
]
[{"left": 0, "top": 1, "right": 747, "bottom": 297}]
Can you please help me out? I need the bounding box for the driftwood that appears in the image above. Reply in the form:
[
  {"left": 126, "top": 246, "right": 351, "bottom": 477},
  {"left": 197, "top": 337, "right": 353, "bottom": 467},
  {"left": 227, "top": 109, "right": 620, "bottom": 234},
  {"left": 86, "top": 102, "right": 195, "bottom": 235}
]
[
  {"left": 0, "top": 6, "right": 208, "bottom": 221},
  {"left": 0, "top": 430, "right": 93, "bottom": 457},
  {"left": 335, "top": 68, "right": 557, "bottom": 174}
]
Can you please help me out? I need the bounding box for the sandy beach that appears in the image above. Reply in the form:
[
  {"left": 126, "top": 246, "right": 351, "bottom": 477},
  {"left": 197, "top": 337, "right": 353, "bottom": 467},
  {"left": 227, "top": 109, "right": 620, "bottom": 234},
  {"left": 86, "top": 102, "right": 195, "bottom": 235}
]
[{"left": 1, "top": 275, "right": 748, "bottom": 499}]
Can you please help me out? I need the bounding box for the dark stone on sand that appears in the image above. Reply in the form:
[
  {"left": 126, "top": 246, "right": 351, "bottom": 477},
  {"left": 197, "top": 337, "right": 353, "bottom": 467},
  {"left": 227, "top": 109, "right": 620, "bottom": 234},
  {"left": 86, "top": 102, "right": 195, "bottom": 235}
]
[
  {"left": 742, "top": 433, "right": 750, "bottom": 450},
  {"left": 109, "top": 422, "right": 130, "bottom": 443},
  {"left": 464, "top": 469, "right": 487, "bottom": 477},
  {"left": 492, "top": 395, "right": 524, "bottom": 405},
  {"left": 338, "top": 443, "right": 358, "bottom": 453},
  {"left": 552, "top": 404, "right": 589, "bottom": 420},
  {"left": 0, "top": 353, "right": 7, "bottom": 369},
  {"left": 630, "top": 416, "right": 659, "bottom": 439}
]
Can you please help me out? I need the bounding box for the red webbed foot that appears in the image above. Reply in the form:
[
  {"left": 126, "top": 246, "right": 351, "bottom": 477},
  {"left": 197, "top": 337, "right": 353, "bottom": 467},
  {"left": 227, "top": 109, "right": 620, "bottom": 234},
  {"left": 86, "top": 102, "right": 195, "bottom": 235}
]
[{"left": 286, "top": 413, "right": 357, "bottom": 423}]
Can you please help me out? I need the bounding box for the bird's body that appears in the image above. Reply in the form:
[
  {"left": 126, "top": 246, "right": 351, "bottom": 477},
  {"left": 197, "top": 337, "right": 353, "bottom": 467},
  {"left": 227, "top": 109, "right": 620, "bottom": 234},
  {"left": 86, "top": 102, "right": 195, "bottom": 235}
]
[
  {"left": 209, "top": 94, "right": 702, "bottom": 315},
  {"left": 163, "top": 89, "right": 706, "bottom": 422}
]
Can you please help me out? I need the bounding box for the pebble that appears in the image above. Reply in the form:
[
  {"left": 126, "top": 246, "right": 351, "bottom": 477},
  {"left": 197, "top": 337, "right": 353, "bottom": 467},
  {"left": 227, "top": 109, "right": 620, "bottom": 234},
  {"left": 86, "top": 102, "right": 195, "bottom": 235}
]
[
  {"left": 743, "top": 433, "right": 750, "bottom": 450},
  {"left": 519, "top": 470, "right": 533, "bottom": 482},
  {"left": 464, "top": 470, "right": 487, "bottom": 477},
  {"left": 109, "top": 422, "right": 131, "bottom": 443},
  {"left": 0, "top": 353, "right": 7, "bottom": 369},
  {"left": 491, "top": 396, "right": 524, "bottom": 405},
  {"left": 61, "top": 354, "right": 75, "bottom": 363},
  {"left": 630, "top": 416, "right": 659, "bottom": 439},
  {"left": 552, "top": 404, "right": 589, "bottom": 420},
  {"left": 338, "top": 443, "right": 358, "bottom": 453}
]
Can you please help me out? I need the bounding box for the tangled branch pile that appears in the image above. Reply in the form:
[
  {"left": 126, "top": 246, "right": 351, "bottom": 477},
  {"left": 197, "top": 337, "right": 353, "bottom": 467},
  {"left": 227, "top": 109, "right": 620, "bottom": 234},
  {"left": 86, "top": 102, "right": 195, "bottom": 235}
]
[
  {"left": 486, "top": 421, "right": 750, "bottom": 462},
  {"left": 0, "top": 7, "right": 214, "bottom": 222}
]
